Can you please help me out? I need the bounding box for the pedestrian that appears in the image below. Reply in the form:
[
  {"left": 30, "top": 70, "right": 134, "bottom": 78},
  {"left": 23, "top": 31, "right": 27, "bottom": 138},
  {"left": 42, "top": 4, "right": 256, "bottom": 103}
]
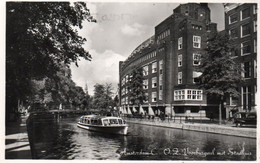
[{"left": 210, "top": 112, "right": 214, "bottom": 122}]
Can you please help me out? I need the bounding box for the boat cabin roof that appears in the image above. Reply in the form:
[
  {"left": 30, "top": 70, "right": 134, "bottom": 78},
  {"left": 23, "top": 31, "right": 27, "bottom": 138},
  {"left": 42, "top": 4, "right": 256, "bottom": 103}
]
[{"left": 80, "top": 115, "right": 123, "bottom": 120}]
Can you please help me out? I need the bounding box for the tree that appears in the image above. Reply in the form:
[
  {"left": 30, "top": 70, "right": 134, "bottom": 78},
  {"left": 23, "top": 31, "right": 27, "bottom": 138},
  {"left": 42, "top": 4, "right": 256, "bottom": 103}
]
[
  {"left": 6, "top": 2, "right": 96, "bottom": 119},
  {"left": 92, "top": 83, "right": 114, "bottom": 110},
  {"left": 198, "top": 32, "right": 244, "bottom": 124},
  {"left": 127, "top": 67, "right": 147, "bottom": 106}
]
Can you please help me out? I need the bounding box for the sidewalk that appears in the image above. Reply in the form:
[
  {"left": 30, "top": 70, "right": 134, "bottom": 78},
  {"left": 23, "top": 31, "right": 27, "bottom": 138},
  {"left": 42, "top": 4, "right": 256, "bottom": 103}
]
[
  {"left": 5, "top": 115, "right": 31, "bottom": 159},
  {"left": 126, "top": 117, "right": 256, "bottom": 138}
]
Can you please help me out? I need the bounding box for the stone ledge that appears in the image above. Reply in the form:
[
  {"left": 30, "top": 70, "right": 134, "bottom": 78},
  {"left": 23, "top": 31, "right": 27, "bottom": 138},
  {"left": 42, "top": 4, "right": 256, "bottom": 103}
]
[{"left": 127, "top": 119, "right": 256, "bottom": 138}]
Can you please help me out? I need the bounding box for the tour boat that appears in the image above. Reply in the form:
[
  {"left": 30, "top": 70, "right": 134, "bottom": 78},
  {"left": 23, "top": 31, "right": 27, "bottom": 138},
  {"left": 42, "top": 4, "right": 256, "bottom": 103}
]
[{"left": 77, "top": 115, "right": 128, "bottom": 135}]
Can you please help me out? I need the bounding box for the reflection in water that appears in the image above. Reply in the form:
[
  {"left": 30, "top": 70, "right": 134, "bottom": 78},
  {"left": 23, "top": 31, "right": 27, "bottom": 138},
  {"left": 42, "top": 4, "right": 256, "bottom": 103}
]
[{"left": 30, "top": 117, "right": 256, "bottom": 160}]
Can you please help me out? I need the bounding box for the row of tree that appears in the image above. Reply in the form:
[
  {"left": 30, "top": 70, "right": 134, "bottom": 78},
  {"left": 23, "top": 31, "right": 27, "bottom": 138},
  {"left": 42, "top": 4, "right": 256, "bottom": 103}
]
[{"left": 6, "top": 2, "right": 97, "bottom": 121}]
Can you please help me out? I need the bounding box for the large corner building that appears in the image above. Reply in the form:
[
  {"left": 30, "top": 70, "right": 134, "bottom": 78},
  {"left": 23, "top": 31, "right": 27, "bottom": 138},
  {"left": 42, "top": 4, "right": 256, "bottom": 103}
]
[{"left": 119, "top": 3, "right": 219, "bottom": 118}]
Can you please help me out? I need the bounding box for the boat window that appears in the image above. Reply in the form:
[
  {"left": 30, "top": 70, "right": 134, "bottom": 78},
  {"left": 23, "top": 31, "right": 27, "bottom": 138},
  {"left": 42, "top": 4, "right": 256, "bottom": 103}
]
[
  {"left": 118, "top": 119, "right": 123, "bottom": 124},
  {"left": 109, "top": 119, "right": 119, "bottom": 124},
  {"left": 91, "top": 119, "right": 98, "bottom": 125},
  {"left": 97, "top": 119, "right": 102, "bottom": 125},
  {"left": 103, "top": 119, "right": 109, "bottom": 126}
]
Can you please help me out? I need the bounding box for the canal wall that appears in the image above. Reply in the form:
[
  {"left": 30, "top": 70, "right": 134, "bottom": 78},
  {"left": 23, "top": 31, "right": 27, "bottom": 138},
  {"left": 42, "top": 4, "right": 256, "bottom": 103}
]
[{"left": 126, "top": 119, "right": 256, "bottom": 138}]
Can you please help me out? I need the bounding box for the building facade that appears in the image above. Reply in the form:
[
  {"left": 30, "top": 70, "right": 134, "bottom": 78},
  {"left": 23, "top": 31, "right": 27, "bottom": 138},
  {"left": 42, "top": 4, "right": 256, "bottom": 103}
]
[
  {"left": 224, "top": 3, "right": 257, "bottom": 113},
  {"left": 119, "top": 3, "right": 219, "bottom": 118}
]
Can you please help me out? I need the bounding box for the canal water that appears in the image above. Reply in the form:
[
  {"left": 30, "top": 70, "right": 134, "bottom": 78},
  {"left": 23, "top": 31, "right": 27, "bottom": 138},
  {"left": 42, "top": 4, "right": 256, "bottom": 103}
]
[{"left": 31, "top": 116, "right": 256, "bottom": 160}]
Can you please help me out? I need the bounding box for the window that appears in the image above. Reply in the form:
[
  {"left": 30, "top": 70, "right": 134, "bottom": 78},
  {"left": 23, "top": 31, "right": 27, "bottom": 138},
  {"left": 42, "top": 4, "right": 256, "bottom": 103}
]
[
  {"left": 229, "top": 13, "right": 238, "bottom": 24},
  {"left": 125, "top": 96, "right": 128, "bottom": 104},
  {"left": 229, "top": 28, "right": 238, "bottom": 38},
  {"left": 241, "top": 41, "right": 251, "bottom": 55},
  {"left": 253, "top": 5, "right": 257, "bottom": 14},
  {"left": 122, "top": 88, "right": 125, "bottom": 95},
  {"left": 159, "top": 60, "right": 163, "bottom": 74},
  {"left": 193, "top": 53, "right": 201, "bottom": 65},
  {"left": 178, "top": 37, "right": 183, "bottom": 50},
  {"left": 193, "top": 71, "right": 202, "bottom": 83},
  {"left": 242, "top": 86, "right": 252, "bottom": 110},
  {"left": 254, "top": 39, "right": 257, "bottom": 53},
  {"left": 241, "top": 8, "right": 250, "bottom": 20},
  {"left": 254, "top": 60, "right": 257, "bottom": 78},
  {"left": 254, "top": 20, "right": 257, "bottom": 32},
  {"left": 143, "top": 66, "right": 148, "bottom": 76},
  {"left": 178, "top": 54, "right": 182, "bottom": 67},
  {"left": 152, "top": 77, "right": 157, "bottom": 88},
  {"left": 159, "top": 74, "right": 163, "bottom": 91},
  {"left": 152, "top": 62, "right": 157, "bottom": 73},
  {"left": 126, "top": 87, "right": 128, "bottom": 94},
  {"left": 174, "top": 90, "right": 185, "bottom": 100},
  {"left": 241, "top": 23, "right": 250, "bottom": 37},
  {"left": 143, "top": 79, "right": 148, "bottom": 90},
  {"left": 121, "top": 98, "right": 125, "bottom": 105},
  {"left": 144, "top": 93, "right": 148, "bottom": 103},
  {"left": 159, "top": 90, "right": 163, "bottom": 100},
  {"left": 122, "top": 77, "right": 125, "bottom": 86},
  {"left": 174, "top": 89, "right": 203, "bottom": 101},
  {"left": 193, "top": 36, "right": 201, "bottom": 48},
  {"left": 242, "top": 62, "right": 251, "bottom": 78},
  {"left": 178, "top": 72, "right": 182, "bottom": 84},
  {"left": 152, "top": 92, "right": 157, "bottom": 102}
]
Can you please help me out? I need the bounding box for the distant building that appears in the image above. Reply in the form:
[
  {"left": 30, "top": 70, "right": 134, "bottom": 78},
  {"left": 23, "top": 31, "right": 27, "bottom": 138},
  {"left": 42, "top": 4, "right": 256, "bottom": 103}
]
[
  {"left": 119, "top": 3, "right": 219, "bottom": 118},
  {"left": 224, "top": 3, "right": 257, "bottom": 113}
]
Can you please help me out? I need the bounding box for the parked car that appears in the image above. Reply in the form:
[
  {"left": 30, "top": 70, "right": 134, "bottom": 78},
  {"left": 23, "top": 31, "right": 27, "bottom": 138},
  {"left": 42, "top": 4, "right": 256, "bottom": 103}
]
[{"left": 232, "top": 112, "right": 257, "bottom": 127}]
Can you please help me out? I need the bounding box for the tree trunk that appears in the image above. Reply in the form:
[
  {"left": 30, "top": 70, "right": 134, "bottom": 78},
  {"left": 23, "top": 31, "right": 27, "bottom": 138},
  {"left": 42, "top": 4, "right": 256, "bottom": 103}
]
[{"left": 219, "top": 96, "right": 224, "bottom": 125}]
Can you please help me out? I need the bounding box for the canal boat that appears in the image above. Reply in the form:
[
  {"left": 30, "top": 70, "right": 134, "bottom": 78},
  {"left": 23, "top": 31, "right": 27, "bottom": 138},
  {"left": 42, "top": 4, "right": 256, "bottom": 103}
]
[{"left": 77, "top": 115, "right": 128, "bottom": 135}]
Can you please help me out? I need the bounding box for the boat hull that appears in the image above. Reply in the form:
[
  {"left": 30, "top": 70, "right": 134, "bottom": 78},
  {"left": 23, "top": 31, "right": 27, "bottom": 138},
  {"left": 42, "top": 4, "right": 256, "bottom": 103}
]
[{"left": 77, "top": 122, "right": 128, "bottom": 135}]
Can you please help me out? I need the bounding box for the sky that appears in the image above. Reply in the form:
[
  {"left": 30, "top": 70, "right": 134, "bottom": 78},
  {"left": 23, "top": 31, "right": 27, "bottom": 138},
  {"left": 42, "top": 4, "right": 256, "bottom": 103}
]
[{"left": 70, "top": 2, "right": 225, "bottom": 96}]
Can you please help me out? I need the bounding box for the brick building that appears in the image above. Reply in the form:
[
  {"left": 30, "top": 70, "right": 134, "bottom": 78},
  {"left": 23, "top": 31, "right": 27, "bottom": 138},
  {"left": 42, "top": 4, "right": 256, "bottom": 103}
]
[
  {"left": 224, "top": 3, "right": 257, "bottom": 114},
  {"left": 119, "top": 3, "right": 219, "bottom": 118}
]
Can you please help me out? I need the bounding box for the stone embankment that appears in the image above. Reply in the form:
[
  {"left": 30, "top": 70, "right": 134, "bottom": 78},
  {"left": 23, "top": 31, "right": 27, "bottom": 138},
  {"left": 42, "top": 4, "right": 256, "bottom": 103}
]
[{"left": 126, "top": 118, "right": 256, "bottom": 138}]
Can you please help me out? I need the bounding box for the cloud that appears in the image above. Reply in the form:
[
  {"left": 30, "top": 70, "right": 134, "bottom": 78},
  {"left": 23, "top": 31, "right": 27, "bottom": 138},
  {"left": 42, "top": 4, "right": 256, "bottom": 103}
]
[
  {"left": 70, "top": 50, "right": 126, "bottom": 96},
  {"left": 121, "top": 23, "right": 146, "bottom": 36}
]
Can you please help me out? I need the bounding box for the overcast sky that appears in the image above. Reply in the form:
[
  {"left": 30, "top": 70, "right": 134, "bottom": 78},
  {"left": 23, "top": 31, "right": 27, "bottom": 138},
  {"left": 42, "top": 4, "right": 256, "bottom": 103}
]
[{"left": 70, "top": 3, "right": 225, "bottom": 96}]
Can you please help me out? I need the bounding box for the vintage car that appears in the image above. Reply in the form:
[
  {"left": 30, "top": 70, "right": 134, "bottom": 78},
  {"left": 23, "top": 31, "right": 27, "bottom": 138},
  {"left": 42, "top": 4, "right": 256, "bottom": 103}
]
[{"left": 232, "top": 112, "right": 257, "bottom": 127}]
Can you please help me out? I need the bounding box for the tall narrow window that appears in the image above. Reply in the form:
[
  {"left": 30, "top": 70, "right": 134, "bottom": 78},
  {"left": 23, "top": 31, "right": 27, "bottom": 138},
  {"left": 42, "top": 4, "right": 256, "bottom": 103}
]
[
  {"left": 152, "top": 92, "right": 157, "bottom": 102},
  {"left": 241, "top": 23, "right": 250, "bottom": 37},
  {"left": 178, "top": 54, "right": 182, "bottom": 67},
  {"left": 144, "top": 93, "right": 149, "bottom": 103},
  {"left": 241, "top": 41, "right": 251, "bottom": 55},
  {"left": 159, "top": 60, "right": 163, "bottom": 74},
  {"left": 242, "top": 62, "right": 251, "bottom": 78},
  {"left": 254, "top": 20, "right": 257, "bottom": 32},
  {"left": 178, "top": 37, "right": 183, "bottom": 50},
  {"left": 254, "top": 60, "right": 257, "bottom": 78},
  {"left": 159, "top": 90, "right": 163, "bottom": 100},
  {"left": 178, "top": 72, "right": 182, "bottom": 84},
  {"left": 193, "top": 53, "right": 201, "bottom": 65},
  {"left": 253, "top": 5, "right": 257, "bottom": 14},
  {"left": 152, "top": 62, "right": 157, "bottom": 73},
  {"left": 254, "top": 39, "right": 257, "bottom": 53},
  {"left": 229, "top": 28, "right": 238, "bottom": 38},
  {"left": 229, "top": 13, "right": 238, "bottom": 24},
  {"left": 152, "top": 77, "right": 157, "bottom": 88},
  {"left": 241, "top": 8, "right": 250, "bottom": 20},
  {"left": 193, "top": 36, "right": 201, "bottom": 48},
  {"left": 193, "top": 71, "right": 202, "bottom": 83},
  {"left": 143, "top": 79, "right": 148, "bottom": 90},
  {"left": 143, "top": 65, "right": 148, "bottom": 76}
]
